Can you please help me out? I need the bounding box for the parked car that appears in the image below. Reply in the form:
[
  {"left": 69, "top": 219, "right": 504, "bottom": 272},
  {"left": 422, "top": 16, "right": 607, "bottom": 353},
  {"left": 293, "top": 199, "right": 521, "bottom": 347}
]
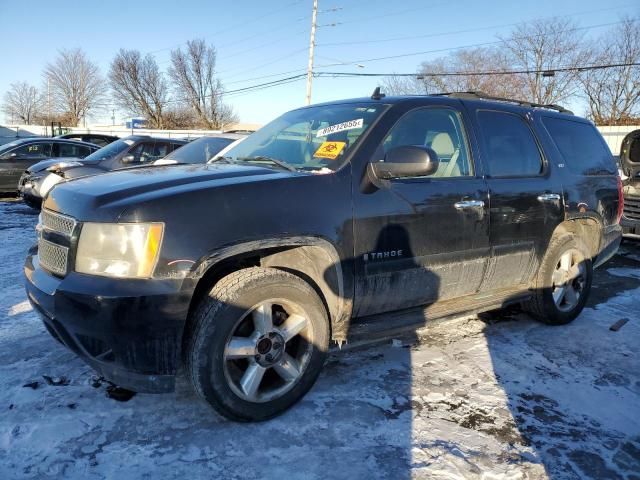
[
  {"left": 56, "top": 133, "right": 120, "bottom": 147},
  {"left": 19, "top": 135, "right": 187, "bottom": 208},
  {"left": 0, "top": 138, "right": 98, "bottom": 193},
  {"left": 618, "top": 129, "right": 640, "bottom": 235},
  {"left": 152, "top": 134, "right": 245, "bottom": 166},
  {"left": 25, "top": 91, "right": 622, "bottom": 421}
]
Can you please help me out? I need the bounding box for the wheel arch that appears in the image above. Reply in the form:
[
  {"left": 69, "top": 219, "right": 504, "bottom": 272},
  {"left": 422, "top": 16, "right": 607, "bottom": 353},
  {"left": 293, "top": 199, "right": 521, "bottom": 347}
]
[
  {"left": 185, "top": 236, "right": 350, "bottom": 349},
  {"left": 552, "top": 216, "right": 602, "bottom": 259}
]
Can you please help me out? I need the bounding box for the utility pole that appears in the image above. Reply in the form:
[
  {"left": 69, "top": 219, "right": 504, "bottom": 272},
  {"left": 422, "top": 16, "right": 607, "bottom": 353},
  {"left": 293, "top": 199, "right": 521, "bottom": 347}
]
[
  {"left": 47, "top": 77, "right": 51, "bottom": 121},
  {"left": 305, "top": 0, "right": 318, "bottom": 105}
]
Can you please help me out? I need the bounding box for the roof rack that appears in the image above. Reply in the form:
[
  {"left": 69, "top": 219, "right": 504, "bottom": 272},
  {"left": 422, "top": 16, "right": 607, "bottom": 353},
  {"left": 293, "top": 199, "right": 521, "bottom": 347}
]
[{"left": 434, "top": 91, "right": 574, "bottom": 115}]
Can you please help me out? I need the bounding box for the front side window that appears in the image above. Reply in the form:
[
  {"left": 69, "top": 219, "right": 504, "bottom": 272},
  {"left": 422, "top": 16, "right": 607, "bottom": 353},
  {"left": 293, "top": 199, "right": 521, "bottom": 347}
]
[
  {"left": 127, "top": 141, "right": 157, "bottom": 163},
  {"left": 379, "top": 107, "right": 473, "bottom": 177},
  {"left": 477, "top": 110, "right": 543, "bottom": 177},
  {"left": 220, "top": 103, "right": 386, "bottom": 171},
  {"left": 12, "top": 142, "right": 52, "bottom": 159},
  {"left": 542, "top": 117, "right": 616, "bottom": 175}
]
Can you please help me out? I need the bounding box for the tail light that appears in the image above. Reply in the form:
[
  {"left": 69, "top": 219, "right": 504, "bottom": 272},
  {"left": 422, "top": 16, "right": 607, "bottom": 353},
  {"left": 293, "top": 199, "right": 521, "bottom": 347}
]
[{"left": 616, "top": 175, "right": 624, "bottom": 224}]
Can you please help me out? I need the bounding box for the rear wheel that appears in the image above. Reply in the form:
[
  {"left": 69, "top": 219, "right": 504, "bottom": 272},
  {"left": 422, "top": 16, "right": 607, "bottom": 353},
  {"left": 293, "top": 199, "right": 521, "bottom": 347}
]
[
  {"left": 186, "top": 267, "right": 329, "bottom": 421},
  {"left": 524, "top": 234, "right": 593, "bottom": 325}
]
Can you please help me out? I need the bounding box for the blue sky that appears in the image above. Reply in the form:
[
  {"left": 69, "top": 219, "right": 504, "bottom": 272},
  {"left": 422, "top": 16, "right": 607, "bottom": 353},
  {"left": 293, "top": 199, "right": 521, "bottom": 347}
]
[{"left": 0, "top": 0, "right": 638, "bottom": 125}]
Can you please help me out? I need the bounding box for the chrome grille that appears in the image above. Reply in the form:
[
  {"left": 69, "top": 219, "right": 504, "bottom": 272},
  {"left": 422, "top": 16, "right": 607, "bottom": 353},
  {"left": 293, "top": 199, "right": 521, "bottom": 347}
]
[
  {"left": 38, "top": 238, "right": 69, "bottom": 276},
  {"left": 41, "top": 209, "right": 76, "bottom": 236},
  {"left": 624, "top": 195, "right": 640, "bottom": 221}
]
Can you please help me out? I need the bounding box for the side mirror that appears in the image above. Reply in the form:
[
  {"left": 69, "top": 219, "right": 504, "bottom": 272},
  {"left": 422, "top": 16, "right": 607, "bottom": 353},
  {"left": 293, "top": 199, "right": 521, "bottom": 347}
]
[
  {"left": 1, "top": 152, "right": 18, "bottom": 160},
  {"left": 122, "top": 154, "right": 136, "bottom": 164},
  {"left": 369, "top": 145, "right": 439, "bottom": 180}
]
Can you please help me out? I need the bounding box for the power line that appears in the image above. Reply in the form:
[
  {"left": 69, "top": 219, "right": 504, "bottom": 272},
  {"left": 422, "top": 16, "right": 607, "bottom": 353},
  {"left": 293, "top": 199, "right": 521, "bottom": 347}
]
[
  {"left": 92, "top": 73, "right": 308, "bottom": 109},
  {"left": 316, "top": 20, "right": 633, "bottom": 68},
  {"left": 316, "top": 61, "right": 640, "bottom": 79},
  {"left": 316, "top": 3, "right": 639, "bottom": 47},
  {"left": 147, "top": 0, "right": 304, "bottom": 56},
  {"left": 220, "top": 47, "right": 309, "bottom": 78}
]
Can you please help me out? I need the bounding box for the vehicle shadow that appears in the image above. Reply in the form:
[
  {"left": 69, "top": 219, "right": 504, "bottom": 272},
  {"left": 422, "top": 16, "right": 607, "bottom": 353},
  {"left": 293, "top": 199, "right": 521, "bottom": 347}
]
[
  {"left": 478, "top": 246, "right": 640, "bottom": 479},
  {"left": 320, "top": 233, "right": 640, "bottom": 477}
]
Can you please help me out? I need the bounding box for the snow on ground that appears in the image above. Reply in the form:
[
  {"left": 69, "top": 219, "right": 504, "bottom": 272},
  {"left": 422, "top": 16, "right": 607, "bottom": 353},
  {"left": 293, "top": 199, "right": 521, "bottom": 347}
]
[{"left": 0, "top": 199, "right": 639, "bottom": 479}]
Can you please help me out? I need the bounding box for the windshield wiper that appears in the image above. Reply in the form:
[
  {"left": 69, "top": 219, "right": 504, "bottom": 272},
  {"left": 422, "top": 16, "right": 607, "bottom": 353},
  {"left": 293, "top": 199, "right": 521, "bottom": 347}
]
[
  {"left": 208, "top": 156, "right": 237, "bottom": 165},
  {"left": 236, "top": 156, "right": 298, "bottom": 172}
]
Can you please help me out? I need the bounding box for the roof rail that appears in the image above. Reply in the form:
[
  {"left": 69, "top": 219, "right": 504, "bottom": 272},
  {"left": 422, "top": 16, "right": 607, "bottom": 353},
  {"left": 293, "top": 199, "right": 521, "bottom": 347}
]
[{"left": 434, "top": 91, "right": 574, "bottom": 114}]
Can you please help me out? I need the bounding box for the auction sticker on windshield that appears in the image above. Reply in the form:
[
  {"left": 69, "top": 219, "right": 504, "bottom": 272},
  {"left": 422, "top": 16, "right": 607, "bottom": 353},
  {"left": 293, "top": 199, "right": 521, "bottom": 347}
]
[
  {"left": 316, "top": 119, "right": 363, "bottom": 138},
  {"left": 314, "top": 141, "right": 346, "bottom": 160}
]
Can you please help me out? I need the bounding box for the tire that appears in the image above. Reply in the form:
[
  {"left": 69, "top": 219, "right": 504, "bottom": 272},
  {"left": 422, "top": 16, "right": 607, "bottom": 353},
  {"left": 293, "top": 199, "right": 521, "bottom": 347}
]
[
  {"left": 185, "top": 267, "right": 330, "bottom": 422},
  {"left": 524, "top": 234, "right": 593, "bottom": 325}
]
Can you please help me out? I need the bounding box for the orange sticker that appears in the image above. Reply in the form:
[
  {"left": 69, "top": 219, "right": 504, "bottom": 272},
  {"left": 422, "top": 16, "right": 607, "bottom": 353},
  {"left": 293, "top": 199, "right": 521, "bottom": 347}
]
[{"left": 314, "top": 141, "right": 346, "bottom": 160}]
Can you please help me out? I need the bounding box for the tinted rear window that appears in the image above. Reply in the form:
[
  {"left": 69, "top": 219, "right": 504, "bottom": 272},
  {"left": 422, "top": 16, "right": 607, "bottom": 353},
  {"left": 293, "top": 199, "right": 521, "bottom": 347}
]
[
  {"left": 477, "top": 110, "right": 543, "bottom": 177},
  {"left": 542, "top": 117, "right": 616, "bottom": 175}
]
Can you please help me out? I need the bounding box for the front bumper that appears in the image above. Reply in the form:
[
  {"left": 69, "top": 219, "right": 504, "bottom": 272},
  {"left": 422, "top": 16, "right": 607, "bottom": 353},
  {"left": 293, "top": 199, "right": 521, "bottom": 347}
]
[
  {"left": 24, "top": 249, "right": 193, "bottom": 393},
  {"left": 18, "top": 172, "right": 45, "bottom": 209}
]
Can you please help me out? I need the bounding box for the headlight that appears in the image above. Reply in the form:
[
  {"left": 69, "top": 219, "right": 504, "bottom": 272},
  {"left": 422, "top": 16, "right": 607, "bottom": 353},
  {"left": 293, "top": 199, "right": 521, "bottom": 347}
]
[
  {"left": 75, "top": 223, "right": 164, "bottom": 278},
  {"left": 39, "top": 173, "right": 64, "bottom": 196}
]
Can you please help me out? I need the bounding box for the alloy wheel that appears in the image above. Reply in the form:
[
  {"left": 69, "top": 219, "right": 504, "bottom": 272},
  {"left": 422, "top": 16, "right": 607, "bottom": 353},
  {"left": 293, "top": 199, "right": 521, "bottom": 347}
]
[{"left": 222, "top": 299, "right": 314, "bottom": 403}]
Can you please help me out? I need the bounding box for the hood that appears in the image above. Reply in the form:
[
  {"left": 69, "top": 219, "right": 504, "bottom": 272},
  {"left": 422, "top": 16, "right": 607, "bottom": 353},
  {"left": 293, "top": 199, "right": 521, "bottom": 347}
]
[
  {"left": 28, "top": 157, "right": 83, "bottom": 173},
  {"left": 44, "top": 163, "right": 294, "bottom": 219}
]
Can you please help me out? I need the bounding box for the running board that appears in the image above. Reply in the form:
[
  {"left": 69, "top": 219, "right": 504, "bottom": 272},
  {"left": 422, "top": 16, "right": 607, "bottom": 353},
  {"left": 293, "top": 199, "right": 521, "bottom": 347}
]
[{"left": 335, "top": 287, "right": 531, "bottom": 351}]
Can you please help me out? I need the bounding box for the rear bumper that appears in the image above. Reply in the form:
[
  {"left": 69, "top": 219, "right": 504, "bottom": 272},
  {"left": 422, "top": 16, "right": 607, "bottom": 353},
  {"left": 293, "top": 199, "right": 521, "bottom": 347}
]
[
  {"left": 24, "top": 249, "right": 193, "bottom": 393},
  {"left": 594, "top": 225, "right": 622, "bottom": 268}
]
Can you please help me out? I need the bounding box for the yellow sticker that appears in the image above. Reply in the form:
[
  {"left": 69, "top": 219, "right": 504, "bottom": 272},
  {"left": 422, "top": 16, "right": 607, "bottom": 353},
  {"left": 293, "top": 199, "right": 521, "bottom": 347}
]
[{"left": 314, "top": 141, "right": 346, "bottom": 160}]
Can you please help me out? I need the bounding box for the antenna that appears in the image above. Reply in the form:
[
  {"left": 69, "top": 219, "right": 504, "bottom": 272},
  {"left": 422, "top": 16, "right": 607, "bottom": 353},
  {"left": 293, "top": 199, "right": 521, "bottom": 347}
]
[{"left": 371, "top": 87, "right": 385, "bottom": 100}]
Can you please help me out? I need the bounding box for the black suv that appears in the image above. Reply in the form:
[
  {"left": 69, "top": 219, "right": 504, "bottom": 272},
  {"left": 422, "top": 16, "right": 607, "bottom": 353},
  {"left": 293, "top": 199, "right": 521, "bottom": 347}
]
[
  {"left": 19, "top": 135, "right": 187, "bottom": 208},
  {"left": 24, "top": 92, "right": 622, "bottom": 421}
]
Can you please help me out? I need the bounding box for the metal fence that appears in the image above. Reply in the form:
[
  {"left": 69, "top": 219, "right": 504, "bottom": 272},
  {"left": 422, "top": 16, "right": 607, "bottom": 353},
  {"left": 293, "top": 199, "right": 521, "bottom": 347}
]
[{"left": 2, "top": 123, "right": 640, "bottom": 155}]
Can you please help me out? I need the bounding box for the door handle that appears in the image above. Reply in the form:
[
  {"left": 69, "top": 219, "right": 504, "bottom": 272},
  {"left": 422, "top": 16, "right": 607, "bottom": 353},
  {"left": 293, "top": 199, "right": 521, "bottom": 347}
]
[
  {"left": 454, "top": 200, "right": 485, "bottom": 210},
  {"left": 537, "top": 193, "right": 561, "bottom": 202}
]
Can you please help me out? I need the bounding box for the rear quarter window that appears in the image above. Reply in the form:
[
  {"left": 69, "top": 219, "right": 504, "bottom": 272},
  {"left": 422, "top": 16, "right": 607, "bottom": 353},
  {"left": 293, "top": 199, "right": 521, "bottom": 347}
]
[{"left": 542, "top": 117, "right": 616, "bottom": 175}]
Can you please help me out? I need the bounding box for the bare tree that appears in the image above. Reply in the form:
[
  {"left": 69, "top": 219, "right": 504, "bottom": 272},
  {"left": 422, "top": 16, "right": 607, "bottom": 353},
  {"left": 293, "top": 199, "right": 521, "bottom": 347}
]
[
  {"left": 501, "top": 18, "right": 588, "bottom": 104},
  {"left": 44, "top": 49, "right": 104, "bottom": 126},
  {"left": 169, "top": 39, "right": 238, "bottom": 128},
  {"left": 382, "top": 73, "right": 425, "bottom": 96},
  {"left": 579, "top": 17, "right": 640, "bottom": 125},
  {"left": 383, "top": 47, "right": 525, "bottom": 98},
  {"left": 163, "top": 105, "right": 197, "bottom": 129},
  {"left": 2, "top": 82, "right": 42, "bottom": 124},
  {"left": 109, "top": 49, "right": 168, "bottom": 128},
  {"left": 419, "top": 47, "right": 525, "bottom": 97}
]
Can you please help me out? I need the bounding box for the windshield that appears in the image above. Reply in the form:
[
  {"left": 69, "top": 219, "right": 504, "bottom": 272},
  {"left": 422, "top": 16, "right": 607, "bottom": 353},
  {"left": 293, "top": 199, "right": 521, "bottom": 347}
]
[
  {"left": 83, "top": 138, "right": 134, "bottom": 161},
  {"left": 165, "top": 137, "right": 235, "bottom": 164},
  {"left": 0, "top": 140, "right": 23, "bottom": 154},
  {"left": 220, "top": 103, "right": 386, "bottom": 171}
]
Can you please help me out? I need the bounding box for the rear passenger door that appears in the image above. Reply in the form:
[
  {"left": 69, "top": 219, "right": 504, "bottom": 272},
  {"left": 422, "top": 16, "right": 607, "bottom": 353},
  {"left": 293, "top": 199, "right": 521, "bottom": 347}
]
[{"left": 471, "top": 108, "right": 564, "bottom": 291}]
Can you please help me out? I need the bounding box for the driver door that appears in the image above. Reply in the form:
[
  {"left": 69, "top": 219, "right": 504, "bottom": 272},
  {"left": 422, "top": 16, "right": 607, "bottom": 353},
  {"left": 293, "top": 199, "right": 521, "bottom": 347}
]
[{"left": 352, "top": 106, "right": 490, "bottom": 317}]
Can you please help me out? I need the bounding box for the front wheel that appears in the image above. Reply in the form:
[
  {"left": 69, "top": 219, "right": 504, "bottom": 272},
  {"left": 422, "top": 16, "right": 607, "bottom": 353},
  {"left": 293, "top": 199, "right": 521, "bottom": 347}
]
[
  {"left": 185, "top": 267, "right": 330, "bottom": 421},
  {"left": 524, "top": 234, "right": 593, "bottom": 325}
]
